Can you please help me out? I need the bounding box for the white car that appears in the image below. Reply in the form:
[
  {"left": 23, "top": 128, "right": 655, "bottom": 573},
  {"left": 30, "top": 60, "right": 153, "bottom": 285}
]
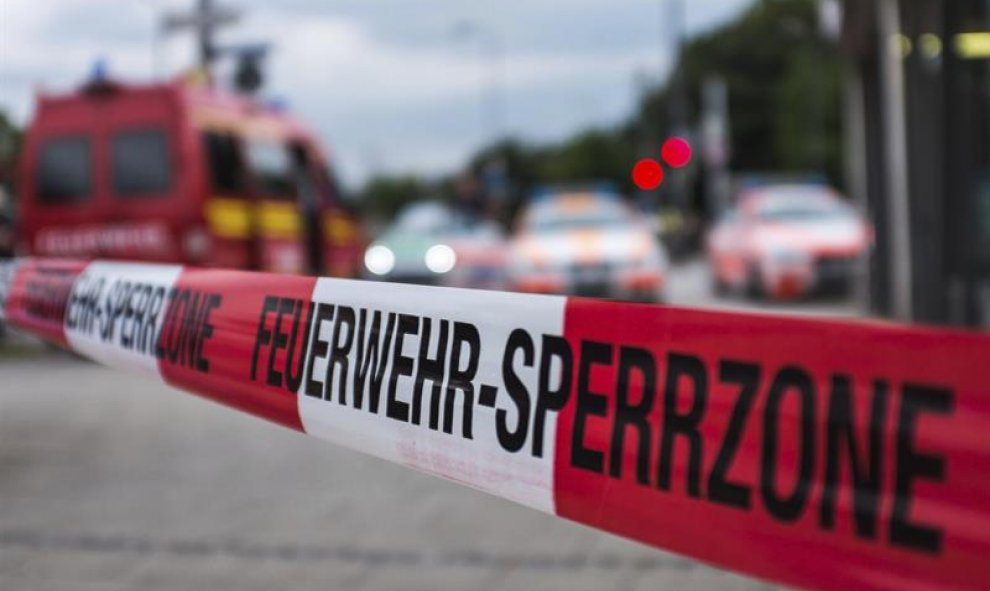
[
  {"left": 508, "top": 190, "right": 668, "bottom": 302},
  {"left": 707, "top": 185, "right": 871, "bottom": 299},
  {"left": 363, "top": 202, "right": 507, "bottom": 290}
]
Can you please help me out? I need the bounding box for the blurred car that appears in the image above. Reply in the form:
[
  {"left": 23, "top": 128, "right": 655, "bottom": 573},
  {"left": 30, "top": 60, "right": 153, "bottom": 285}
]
[
  {"left": 363, "top": 202, "right": 507, "bottom": 289},
  {"left": 707, "top": 184, "right": 871, "bottom": 299},
  {"left": 508, "top": 189, "right": 668, "bottom": 302}
]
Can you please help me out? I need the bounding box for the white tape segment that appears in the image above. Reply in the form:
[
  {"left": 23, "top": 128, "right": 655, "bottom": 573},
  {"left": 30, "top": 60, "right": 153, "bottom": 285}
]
[
  {"left": 65, "top": 262, "right": 184, "bottom": 379},
  {"left": 299, "top": 278, "right": 566, "bottom": 512}
]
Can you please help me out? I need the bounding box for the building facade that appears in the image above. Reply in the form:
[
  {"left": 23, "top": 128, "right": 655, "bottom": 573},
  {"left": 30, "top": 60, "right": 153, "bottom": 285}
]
[{"left": 843, "top": 0, "right": 989, "bottom": 327}]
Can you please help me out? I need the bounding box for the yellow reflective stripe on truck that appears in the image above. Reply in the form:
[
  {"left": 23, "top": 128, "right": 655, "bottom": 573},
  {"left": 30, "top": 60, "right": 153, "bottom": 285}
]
[
  {"left": 256, "top": 201, "right": 301, "bottom": 240},
  {"left": 205, "top": 198, "right": 302, "bottom": 241},
  {"left": 205, "top": 198, "right": 253, "bottom": 239}
]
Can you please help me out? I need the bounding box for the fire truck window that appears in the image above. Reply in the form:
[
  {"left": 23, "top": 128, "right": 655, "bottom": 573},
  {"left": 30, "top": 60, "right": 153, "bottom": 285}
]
[
  {"left": 36, "top": 136, "right": 92, "bottom": 204},
  {"left": 202, "top": 132, "right": 245, "bottom": 194},
  {"left": 289, "top": 143, "right": 321, "bottom": 210},
  {"left": 111, "top": 129, "right": 171, "bottom": 197},
  {"left": 246, "top": 140, "right": 295, "bottom": 199}
]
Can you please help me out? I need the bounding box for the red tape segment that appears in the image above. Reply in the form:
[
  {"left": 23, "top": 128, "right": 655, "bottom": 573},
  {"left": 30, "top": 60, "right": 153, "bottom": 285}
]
[{"left": 1, "top": 258, "right": 988, "bottom": 591}]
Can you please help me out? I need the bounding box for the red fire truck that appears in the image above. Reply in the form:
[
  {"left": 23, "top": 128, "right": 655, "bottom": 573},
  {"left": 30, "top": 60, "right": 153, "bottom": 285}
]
[{"left": 17, "top": 76, "right": 365, "bottom": 277}]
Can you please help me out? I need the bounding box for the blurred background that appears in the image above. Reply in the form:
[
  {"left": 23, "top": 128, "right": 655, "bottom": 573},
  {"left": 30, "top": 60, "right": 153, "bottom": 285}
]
[
  {"left": 0, "top": 1, "right": 987, "bottom": 589},
  {"left": 1, "top": 0, "right": 988, "bottom": 325}
]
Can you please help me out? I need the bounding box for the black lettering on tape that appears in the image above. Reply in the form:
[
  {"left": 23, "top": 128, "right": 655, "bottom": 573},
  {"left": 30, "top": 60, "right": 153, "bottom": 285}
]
[
  {"left": 533, "top": 335, "right": 573, "bottom": 458},
  {"left": 890, "top": 384, "right": 953, "bottom": 554},
  {"left": 167, "top": 289, "right": 192, "bottom": 364},
  {"left": 304, "top": 304, "right": 335, "bottom": 398},
  {"left": 444, "top": 322, "right": 480, "bottom": 438},
  {"left": 119, "top": 284, "right": 138, "bottom": 349},
  {"left": 284, "top": 301, "right": 314, "bottom": 391},
  {"left": 140, "top": 287, "right": 166, "bottom": 356},
  {"left": 819, "top": 376, "right": 888, "bottom": 539},
  {"left": 658, "top": 352, "right": 707, "bottom": 498},
  {"left": 478, "top": 385, "right": 498, "bottom": 407},
  {"left": 386, "top": 314, "right": 419, "bottom": 423},
  {"left": 192, "top": 293, "right": 221, "bottom": 373},
  {"left": 761, "top": 366, "right": 816, "bottom": 523},
  {"left": 609, "top": 346, "right": 656, "bottom": 485},
  {"left": 327, "top": 306, "right": 356, "bottom": 403},
  {"left": 99, "top": 281, "right": 120, "bottom": 342},
  {"left": 250, "top": 296, "right": 278, "bottom": 382},
  {"left": 412, "top": 318, "right": 449, "bottom": 427},
  {"left": 572, "top": 340, "right": 612, "bottom": 474},
  {"left": 707, "top": 360, "right": 760, "bottom": 510},
  {"left": 182, "top": 291, "right": 204, "bottom": 369},
  {"left": 156, "top": 287, "right": 178, "bottom": 361},
  {"left": 354, "top": 311, "right": 396, "bottom": 413},
  {"left": 498, "top": 329, "right": 533, "bottom": 453},
  {"left": 266, "top": 298, "right": 294, "bottom": 387}
]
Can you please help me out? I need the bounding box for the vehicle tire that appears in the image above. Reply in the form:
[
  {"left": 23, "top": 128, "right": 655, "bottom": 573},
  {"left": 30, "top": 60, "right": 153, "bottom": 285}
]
[
  {"left": 647, "top": 290, "right": 666, "bottom": 305},
  {"left": 711, "top": 272, "right": 729, "bottom": 297},
  {"left": 628, "top": 290, "right": 662, "bottom": 305},
  {"left": 745, "top": 264, "right": 764, "bottom": 300}
]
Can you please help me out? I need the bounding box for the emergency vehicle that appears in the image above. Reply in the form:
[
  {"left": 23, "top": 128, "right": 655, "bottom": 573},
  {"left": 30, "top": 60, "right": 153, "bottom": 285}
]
[
  {"left": 706, "top": 184, "right": 871, "bottom": 299},
  {"left": 17, "top": 75, "right": 364, "bottom": 276},
  {"left": 508, "top": 188, "right": 668, "bottom": 302}
]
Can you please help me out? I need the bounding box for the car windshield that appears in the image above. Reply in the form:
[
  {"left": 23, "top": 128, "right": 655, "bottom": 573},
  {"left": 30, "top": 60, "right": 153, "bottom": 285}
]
[
  {"left": 525, "top": 197, "right": 630, "bottom": 231},
  {"left": 245, "top": 139, "right": 296, "bottom": 198},
  {"left": 393, "top": 202, "right": 454, "bottom": 233},
  {"left": 753, "top": 193, "right": 855, "bottom": 223}
]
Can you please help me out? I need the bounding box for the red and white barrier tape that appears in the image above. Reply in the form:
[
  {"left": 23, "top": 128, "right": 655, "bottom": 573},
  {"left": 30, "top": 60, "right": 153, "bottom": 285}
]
[{"left": 1, "top": 257, "right": 989, "bottom": 591}]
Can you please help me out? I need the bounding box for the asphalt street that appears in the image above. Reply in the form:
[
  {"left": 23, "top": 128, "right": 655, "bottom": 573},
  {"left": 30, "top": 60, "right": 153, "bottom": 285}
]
[{"left": 0, "top": 261, "right": 856, "bottom": 591}]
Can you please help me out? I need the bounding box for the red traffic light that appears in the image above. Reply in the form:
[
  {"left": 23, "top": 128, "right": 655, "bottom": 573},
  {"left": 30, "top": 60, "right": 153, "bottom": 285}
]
[{"left": 661, "top": 136, "right": 692, "bottom": 168}]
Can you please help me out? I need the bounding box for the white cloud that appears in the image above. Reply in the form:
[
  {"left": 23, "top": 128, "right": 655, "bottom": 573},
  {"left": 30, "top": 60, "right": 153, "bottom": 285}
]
[{"left": 0, "top": 0, "right": 749, "bottom": 185}]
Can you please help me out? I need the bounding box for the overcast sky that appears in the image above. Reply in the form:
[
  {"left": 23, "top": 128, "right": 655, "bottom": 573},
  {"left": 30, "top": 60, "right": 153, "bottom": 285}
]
[{"left": 0, "top": 0, "right": 749, "bottom": 186}]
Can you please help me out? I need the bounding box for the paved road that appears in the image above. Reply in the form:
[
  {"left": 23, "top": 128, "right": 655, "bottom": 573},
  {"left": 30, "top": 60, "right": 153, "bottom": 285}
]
[{"left": 0, "top": 261, "right": 854, "bottom": 591}]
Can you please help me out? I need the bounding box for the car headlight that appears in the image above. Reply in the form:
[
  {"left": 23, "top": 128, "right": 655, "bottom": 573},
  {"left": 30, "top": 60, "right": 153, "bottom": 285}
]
[
  {"left": 364, "top": 244, "right": 395, "bottom": 276},
  {"left": 425, "top": 244, "right": 456, "bottom": 274}
]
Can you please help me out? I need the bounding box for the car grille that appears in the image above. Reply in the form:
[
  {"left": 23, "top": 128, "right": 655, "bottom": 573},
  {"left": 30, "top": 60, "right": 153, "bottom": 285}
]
[
  {"left": 815, "top": 255, "right": 856, "bottom": 280},
  {"left": 571, "top": 262, "right": 613, "bottom": 297}
]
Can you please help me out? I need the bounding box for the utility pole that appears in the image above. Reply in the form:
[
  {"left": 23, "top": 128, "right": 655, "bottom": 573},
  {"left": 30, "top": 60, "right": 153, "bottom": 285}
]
[
  {"left": 162, "top": 0, "right": 241, "bottom": 78},
  {"left": 877, "top": 0, "right": 913, "bottom": 321},
  {"left": 667, "top": 0, "right": 689, "bottom": 145},
  {"left": 701, "top": 77, "right": 730, "bottom": 217},
  {"left": 666, "top": 0, "right": 692, "bottom": 255},
  {"left": 452, "top": 21, "right": 509, "bottom": 218}
]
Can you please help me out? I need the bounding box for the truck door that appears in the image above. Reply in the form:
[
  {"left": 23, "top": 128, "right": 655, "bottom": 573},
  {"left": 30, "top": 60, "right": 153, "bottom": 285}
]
[
  {"left": 244, "top": 138, "right": 306, "bottom": 274},
  {"left": 201, "top": 130, "right": 254, "bottom": 269},
  {"left": 307, "top": 151, "right": 364, "bottom": 278},
  {"left": 288, "top": 142, "right": 323, "bottom": 275}
]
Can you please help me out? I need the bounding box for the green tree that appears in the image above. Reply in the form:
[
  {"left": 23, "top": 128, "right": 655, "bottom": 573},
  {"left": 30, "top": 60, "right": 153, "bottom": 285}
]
[
  {"left": 0, "top": 110, "right": 23, "bottom": 198},
  {"left": 663, "top": 0, "right": 844, "bottom": 182}
]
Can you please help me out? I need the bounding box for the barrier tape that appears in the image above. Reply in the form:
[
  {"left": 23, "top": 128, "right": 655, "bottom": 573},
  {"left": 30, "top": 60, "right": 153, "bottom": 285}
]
[{"left": 1, "top": 257, "right": 988, "bottom": 591}]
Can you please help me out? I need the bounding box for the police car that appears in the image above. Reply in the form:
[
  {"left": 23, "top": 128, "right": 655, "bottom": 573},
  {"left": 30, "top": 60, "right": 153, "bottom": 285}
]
[
  {"left": 507, "top": 189, "right": 668, "bottom": 302},
  {"left": 707, "top": 184, "right": 871, "bottom": 299}
]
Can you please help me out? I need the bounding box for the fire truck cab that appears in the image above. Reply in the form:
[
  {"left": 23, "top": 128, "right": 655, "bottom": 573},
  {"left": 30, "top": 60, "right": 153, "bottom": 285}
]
[{"left": 18, "top": 77, "right": 364, "bottom": 276}]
